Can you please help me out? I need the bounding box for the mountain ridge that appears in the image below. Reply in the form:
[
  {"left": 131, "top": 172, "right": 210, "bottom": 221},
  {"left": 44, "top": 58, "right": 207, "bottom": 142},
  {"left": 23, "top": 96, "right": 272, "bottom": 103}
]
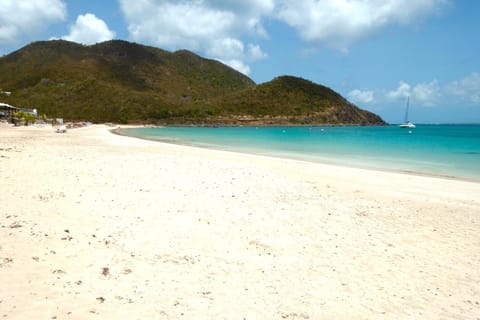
[{"left": 0, "top": 40, "right": 386, "bottom": 125}]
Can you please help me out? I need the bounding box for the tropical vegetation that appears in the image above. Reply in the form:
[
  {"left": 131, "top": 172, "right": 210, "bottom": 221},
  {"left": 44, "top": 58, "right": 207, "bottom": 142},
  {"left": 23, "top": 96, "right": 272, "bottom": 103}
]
[{"left": 0, "top": 40, "right": 385, "bottom": 125}]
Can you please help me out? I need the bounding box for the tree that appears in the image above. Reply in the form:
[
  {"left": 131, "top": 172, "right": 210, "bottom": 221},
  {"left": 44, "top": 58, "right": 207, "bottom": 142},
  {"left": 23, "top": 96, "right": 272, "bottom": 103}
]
[{"left": 13, "top": 111, "right": 36, "bottom": 126}]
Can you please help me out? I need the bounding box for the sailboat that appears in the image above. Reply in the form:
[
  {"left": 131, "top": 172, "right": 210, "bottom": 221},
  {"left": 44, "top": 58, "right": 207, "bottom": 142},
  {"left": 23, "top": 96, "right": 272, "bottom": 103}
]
[{"left": 399, "top": 96, "right": 416, "bottom": 128}]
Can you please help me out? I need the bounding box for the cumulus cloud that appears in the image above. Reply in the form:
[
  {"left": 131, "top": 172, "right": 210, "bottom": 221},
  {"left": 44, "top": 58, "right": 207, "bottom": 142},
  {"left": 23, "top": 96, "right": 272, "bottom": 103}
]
[
  {"left": 206, "top": 38, "right": 244, "bottom": 60},
  {"left": 118, "top": 0, "right": 273, "bottom": 74},
  {"left": 447, "top": 72, "right": 480, "bottom": 105},
  {"left": 346, "top": 72, "right": 480, "bottom": 111},
  {"left": 276, "top": 0, "right": 448, "bottom": 50},
  {"left": 117, "top": 0, "right": 450, "bottom": 72},
  {"left": 387, "top": 81, "right": 412, "bottom": 100},
  {"left": 221, "top": 59, "right": 251, "bottom": 75},
  {"left": 0, "top": 0, "right": 66, "bottom": 44},
  {"left": 206, "top": 38, "right": 251, "bottom": 74},
  {"left": 348, "top": 89, "right": 374, "bottom": 104},
  {"left": 387, "top": 80, "right": 440, "bottom": 106},
  {"left": 61, "top": 13, "right": 115, "bottom": 45},
  {"left": 413, "top": 80, "right": 440, "bottom": 106},
  {"left": 205, "top": 39, "right": 267, "bottom": 75},
  {"left": 247, "top": 44, "right": 268, "bottom": 60},
  {"left": 117, "top": 0, "right": 449, "bottom": 71}
]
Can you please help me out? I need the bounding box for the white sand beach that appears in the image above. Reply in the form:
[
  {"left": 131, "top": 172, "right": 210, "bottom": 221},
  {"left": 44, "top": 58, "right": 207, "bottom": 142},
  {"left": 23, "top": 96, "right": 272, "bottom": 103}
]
[{"left": 1, "top": 124, "right": 479, "bottom": 319}]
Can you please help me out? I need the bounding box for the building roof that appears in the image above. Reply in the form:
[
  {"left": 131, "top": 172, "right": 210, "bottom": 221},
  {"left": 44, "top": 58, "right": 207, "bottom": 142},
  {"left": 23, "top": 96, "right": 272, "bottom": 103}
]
[{"left": 0, "top": 103, "right": 19, "bottom": 110}]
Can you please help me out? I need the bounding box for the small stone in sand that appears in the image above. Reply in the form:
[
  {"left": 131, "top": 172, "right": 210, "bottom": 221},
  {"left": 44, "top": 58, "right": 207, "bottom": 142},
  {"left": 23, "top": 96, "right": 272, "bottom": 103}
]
[
  {"left": 101, "top": 267, "right": 110, "bottom": 276},
  {"left": 9, "top": 222, "right": 22, "bottom": 228}
]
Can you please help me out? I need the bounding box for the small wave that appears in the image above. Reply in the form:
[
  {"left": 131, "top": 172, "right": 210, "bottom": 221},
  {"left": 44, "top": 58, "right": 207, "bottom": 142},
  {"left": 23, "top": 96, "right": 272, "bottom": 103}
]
[{"left": 459, "top": 151, "right": 480, "bottom": 155}]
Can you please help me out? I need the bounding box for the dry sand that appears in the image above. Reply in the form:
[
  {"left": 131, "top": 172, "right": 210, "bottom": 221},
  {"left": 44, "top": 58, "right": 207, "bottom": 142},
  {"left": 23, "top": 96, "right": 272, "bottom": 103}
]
[{"left": 1, "top": 124, "right": 479, "bottom": 319}]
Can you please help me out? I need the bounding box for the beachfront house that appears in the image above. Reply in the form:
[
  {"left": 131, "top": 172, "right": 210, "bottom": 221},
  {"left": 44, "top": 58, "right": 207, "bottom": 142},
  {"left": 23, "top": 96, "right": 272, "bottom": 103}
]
[
  {"left": 0, "top": 102, "right": 19, "bottom": 118},
  {"left": 0, "top": 103, "right": 38, "bottom": 125}
]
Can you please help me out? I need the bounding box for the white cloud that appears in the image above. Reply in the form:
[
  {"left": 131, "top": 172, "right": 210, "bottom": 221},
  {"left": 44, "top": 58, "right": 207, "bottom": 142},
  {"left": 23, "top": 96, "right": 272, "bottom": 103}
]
[
  {"left": 413, "top": 79, "right": 440, "bottom": 106},
  {"left": 276, "top": 0, "right": 448, "bottom": 50},
  {"left": 118, "top": 0, "right": 273, "bottom": 74},
  {"left": 207, "top": 38, "right": 244, "bottom": 61},
  {"left": 0, "top": 0, "right": 66, "bottom": 44},
  {"left": 348, "top": 89, "right": 374, "bottom": 104},
  {"left": 221, "top": 59, "right": 251, "bottom": 75},
  {"left": 61, "top": 14, "right": 115, "bottom": 45},
  {"left": 387, "top": 81, "right": 411, "bottom": 100},
  {"left": 346, "top": 73, "right": 480, "bottom": 112},
  {"left": 447, "top": 72, "right": 480, "bottom": 105},
  {"left": 387, "top": 80, "right": 440, "bottom": 106},
  {"left": 247, "top": 44, "right": 267, "bottom": 60}
]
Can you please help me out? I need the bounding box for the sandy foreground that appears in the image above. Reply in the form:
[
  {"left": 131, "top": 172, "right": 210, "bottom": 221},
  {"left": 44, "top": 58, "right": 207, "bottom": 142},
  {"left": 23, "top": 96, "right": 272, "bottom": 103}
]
[{"left": 0, "top": 124, "right": 479, "bottom": 320}]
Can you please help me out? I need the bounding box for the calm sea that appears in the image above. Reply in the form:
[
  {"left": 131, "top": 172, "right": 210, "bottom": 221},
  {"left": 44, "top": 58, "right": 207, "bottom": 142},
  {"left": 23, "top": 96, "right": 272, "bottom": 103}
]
[{"left": 122, "top": 125, "right": 480, "bottom": 181}]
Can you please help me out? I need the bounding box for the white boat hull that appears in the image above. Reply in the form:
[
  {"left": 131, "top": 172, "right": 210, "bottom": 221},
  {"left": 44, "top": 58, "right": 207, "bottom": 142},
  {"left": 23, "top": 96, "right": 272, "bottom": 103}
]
[{"left": 399, "top": 122, "right": 416, "bottom": 128}]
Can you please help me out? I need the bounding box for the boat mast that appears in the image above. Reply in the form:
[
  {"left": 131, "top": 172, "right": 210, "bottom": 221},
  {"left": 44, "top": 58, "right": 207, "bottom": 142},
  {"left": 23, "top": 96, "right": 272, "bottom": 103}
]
[{"left": 404, "top": 96, "right": 410, "bottom": 123}]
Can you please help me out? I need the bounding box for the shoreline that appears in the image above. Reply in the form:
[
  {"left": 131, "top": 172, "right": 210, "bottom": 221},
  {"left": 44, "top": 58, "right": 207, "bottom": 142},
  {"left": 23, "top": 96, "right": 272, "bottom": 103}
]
[
  {"left": 2, "top": 124, "right": 480, "bottom": 319},
  {"left": 113, "top": 126, "right": 480, "bottom": 184}
]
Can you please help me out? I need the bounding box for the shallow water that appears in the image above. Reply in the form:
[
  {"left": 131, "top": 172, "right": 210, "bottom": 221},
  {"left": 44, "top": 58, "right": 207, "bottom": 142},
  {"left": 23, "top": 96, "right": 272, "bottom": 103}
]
[{"left": 122, "top": 125, "right": 480, "bottom": 181}]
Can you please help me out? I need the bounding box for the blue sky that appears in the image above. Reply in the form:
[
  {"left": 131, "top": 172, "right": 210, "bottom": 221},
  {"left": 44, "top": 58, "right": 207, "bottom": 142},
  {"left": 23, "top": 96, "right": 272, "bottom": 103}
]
[{"left": 1, "top": 0, "right": 479, "bottom": 123}]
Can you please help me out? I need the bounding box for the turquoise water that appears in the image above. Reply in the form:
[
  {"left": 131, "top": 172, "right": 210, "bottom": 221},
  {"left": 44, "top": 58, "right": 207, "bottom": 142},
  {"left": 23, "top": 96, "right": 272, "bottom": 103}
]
[{"left": 123, "top": 125, "right": 480, "bottom": 181}]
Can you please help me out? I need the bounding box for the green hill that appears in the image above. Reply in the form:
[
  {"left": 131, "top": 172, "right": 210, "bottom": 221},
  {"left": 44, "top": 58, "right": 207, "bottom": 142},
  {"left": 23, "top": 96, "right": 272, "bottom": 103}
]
[
  {"left": 0, "top": 40, "right": 385, "bottom": 125},
  {"left": 208, "top": 76, "right": 385, "bottom": 125}
]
